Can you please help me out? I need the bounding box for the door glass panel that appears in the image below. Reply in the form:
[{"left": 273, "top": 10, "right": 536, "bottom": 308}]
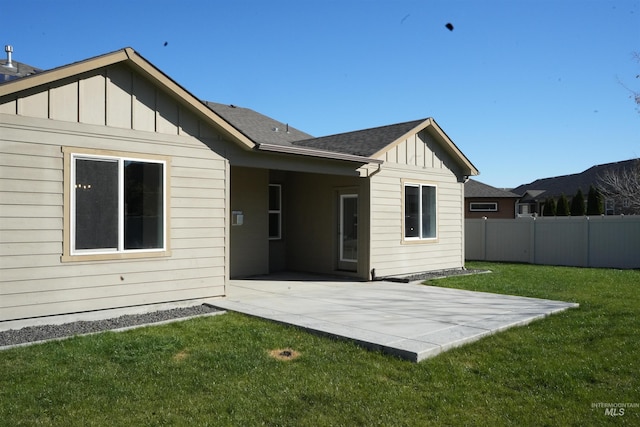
[{"left": 340, "top": 195, "right": 358, "bottom": 262}]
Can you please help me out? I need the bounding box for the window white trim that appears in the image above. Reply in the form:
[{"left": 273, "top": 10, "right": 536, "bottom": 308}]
[
  {"left": 339, "top": 194, "right": 358, "bottom": 262},
  {"left": 65, "top": 149, "right": 168, "bottom": 259},
  {"left": 268, "top": 184, "right": 282, "bottom": 240},
  {"left": 403, "top": 181, "right": 437, "bottom": 242},
  {"left": 470, "top": 202, "right": 498, "bottom": 212}
]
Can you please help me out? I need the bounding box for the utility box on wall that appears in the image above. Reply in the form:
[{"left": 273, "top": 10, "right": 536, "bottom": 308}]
[{"left": 232, "top": 211, "right": 243, "bottom": 226}]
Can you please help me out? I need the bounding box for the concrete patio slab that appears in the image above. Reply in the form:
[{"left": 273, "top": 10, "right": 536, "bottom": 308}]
[{"left": 212, "top": 275, "right": 578, "bottom": 362}]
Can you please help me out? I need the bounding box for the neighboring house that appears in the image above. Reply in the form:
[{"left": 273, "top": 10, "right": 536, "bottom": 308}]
[
  {"left": 0, "top": 45, "right": 42, "bottom": 82},
  {"left": 464, "top": 179, "right": 520, "bottom": 219},
  {"left": 0, "top": 47, "right": 478, "bottom": 326},
  {"left": 513, "top": 160, "right": 637, "bottom": 216}
]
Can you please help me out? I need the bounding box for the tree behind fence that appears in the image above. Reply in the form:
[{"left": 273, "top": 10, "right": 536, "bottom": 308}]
[{"left": 465, "top": 216, "right": 640, "bottom": 269}]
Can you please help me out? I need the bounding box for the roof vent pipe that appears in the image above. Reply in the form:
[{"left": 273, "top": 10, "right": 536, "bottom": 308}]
[{"left": 4, "top": 45, "right": 14, "bottom": 68}]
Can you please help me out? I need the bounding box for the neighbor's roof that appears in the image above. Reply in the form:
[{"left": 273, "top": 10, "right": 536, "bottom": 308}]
[
  {"left": 1, "top": 60, "right": 43, "bottom": 82},
  {"left": 512, "top": 159, "right": 638, "bottom": 200},
  {"left": 465, "top": 179, "right": 520, "bottom": 198},
  {"left": 205, "top": 101, "right": 313, "bottom": 146}
]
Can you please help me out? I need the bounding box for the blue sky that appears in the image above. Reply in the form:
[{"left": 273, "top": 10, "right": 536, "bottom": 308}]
[{"left": 3, "top": 0, "right": 639, "bottom": 188}]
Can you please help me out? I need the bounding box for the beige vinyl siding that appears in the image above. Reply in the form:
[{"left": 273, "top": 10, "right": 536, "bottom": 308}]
[
  {"left": 368, "top": 126, "right": 466, "bottom": 277},
  {"left": 79, "top": 73, "right": 106, "bottom": 125},
  {"left": 132, "top": 73, "right": 156, "bottom": 132},
  {"left": 157, "top": 91, "right": 179, "bottom": 135},
  {"left": 0, "top": 100, "right": 16, "bottom": 114},
  {"left": 229, "top": 167, "right": 269, "bottom": 278},
  {"left": 106, "top": 65, "right": 132, "bottom": 128},
  {"left": 50, "top": 81, "right": 78, "bottom": 122},
  {"left": 0, "top": 69, "right": 229, "bottom": 321},
  {"left": 18, "top": 91, "right": 48, "bottom": 118},
  {"left": 285, "top": 171, "right": 369, "bottom": 279}
]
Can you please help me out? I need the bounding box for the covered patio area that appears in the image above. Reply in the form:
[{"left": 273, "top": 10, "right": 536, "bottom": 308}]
[{"left": 213, "top": 274, "right": 578, "bottom": 362}]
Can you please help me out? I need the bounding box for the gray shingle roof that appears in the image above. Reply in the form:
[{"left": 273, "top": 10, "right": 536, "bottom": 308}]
[
  {"left": 205, "top": 101, "right": 313, "bottom": 146},
  {"left": 465, "top": 179, "right": 520, "bottom": 198},
  {"left": 205, "top": 101, "right": 475, "bottom": 172},
  {"left": 512, "top": 159, "right": 638, "bottom": 200},
  {"left": 205, "top": 102, "right": 432, "bottom": 159},
  {"left": 292, "top": 119, "right": 427, "bottom": 157},
  {"left": 1, "top": 60, "right": 43, "bottom": 83}
]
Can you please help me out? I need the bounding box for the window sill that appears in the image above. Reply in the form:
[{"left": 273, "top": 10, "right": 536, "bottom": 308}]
[
  {"left": 61, "top": 250, "right": 171, "bottom": 263},
  {"left": 401, "top": 238, "right": 439, "bottom": 245}
]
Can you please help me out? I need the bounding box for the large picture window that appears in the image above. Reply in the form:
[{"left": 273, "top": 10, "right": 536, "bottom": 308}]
[
  {"left": 404, "top": 183, "right": 437, "bottom": 240},
  {"left": 70, "top": 152, "right": 166, "bottom": 256}
]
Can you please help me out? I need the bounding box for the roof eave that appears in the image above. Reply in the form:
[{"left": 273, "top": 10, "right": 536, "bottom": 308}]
[
  {"left": 425, "top": 118, "right": 479, "bottom": 176},
  {"left": 256, "top": 143, "right": 383, "bottom": 164},
  {"left": 122, "top": 49, "right": 254, "bottom": 150}
]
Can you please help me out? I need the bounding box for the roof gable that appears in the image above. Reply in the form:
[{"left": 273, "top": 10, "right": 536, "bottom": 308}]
[
  {"left": 294, "top": 118, "right": 478, "bottom": 176},
  {"left": 0, "top": 48, "right": 255, "bottom": 149}
]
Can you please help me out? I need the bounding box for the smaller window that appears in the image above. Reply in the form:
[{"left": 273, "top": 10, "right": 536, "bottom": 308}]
[
  {"left": 605, "top": 199, "right": 615, "bottom": 215},
  {"left": 404, "top": 183, "right": 437, "bottom": 240},
  {"left": 470, "top": 202, "right": 498, "bottom": 212},
  {"left": 268, "top": 184, "right": 282, "bottom": 240}
]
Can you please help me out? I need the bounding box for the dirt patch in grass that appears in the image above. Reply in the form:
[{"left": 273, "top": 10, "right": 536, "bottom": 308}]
[
  {"left": 172, "top": 350, "right": 189, "bottom": 362},
  {"left": 268, "top": 348, "right": 300, "bottom": 361}
]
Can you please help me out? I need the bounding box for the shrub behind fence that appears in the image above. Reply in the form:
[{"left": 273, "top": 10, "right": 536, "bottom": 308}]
[{"left": 465, "top": 216, "right": 640, "bottom": 269}]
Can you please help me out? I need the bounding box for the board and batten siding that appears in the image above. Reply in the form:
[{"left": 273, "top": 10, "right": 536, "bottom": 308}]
[
  {"left": 369, "top": 128, "right": 466, "bottom": 277},
  {"left": 0, "top": 66, "right": 229, "bottom": 323},
  {"left": 381, "top": 129, "right": 453, "bottom": 170},
  {"left": 0, "top": 64, "right": 206, "bottom": 137}
]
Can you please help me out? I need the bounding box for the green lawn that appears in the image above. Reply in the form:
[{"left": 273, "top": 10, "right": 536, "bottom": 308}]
[{"left": 1, "top": 263, "right": 639, "bottom": 426}]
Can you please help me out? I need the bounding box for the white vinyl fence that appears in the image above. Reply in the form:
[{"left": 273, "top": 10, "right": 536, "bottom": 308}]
[{"left": 465, "top": 216, "right": 640, "bottom": 269}]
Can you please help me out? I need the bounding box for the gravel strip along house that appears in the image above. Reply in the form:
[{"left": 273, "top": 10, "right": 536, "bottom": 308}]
[{"left": 0, "top": 47, "right": 478, "bottom": 330}]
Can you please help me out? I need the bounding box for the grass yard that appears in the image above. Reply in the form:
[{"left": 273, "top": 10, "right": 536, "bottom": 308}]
[{"left": 1, "top": 263, "right": 639, "bottom": 426}]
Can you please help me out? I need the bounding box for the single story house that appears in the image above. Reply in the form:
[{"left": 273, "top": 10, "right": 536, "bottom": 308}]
[
  {"left": 513, "top": 160, "right": 637, "bottom": 216},
  {"left": 464, "top": 179, "right": 520, "bottom": 219},
  {"left": 0, "top": 48, "right": 478, "bottom": 327}
]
